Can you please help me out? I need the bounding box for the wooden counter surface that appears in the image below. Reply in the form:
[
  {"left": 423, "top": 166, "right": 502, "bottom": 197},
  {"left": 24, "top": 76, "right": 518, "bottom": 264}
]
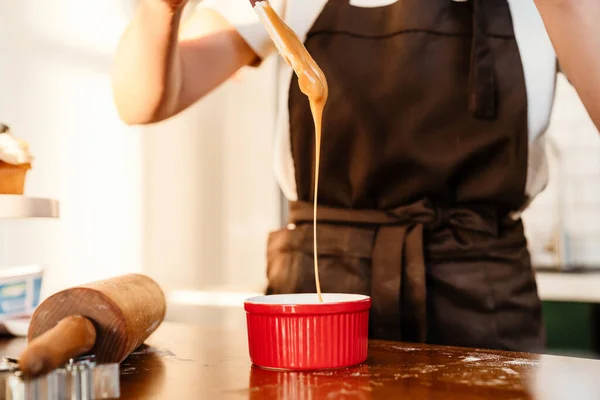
[{"left": 1, "top": 321, "right": 599, "bottom": 399}]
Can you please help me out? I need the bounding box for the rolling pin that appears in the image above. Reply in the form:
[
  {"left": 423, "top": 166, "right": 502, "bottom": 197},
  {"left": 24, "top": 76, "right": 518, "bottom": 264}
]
[{"left": 17, "top": 274, "right": 166, "bottom": 378}]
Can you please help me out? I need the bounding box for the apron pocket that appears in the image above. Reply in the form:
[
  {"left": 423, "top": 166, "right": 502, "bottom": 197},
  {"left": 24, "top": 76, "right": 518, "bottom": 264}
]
[{"left": 266, "top": 224, "right": 375, "bottom": 296}]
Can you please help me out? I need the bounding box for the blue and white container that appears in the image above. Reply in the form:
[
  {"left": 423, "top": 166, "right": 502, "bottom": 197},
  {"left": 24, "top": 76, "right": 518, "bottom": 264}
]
[{"left": 0, "top": 265, "right": 43, "bottom": 321}]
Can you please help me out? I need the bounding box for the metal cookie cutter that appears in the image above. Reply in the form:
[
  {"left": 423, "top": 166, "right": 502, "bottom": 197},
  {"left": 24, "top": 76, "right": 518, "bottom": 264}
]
[{"left": 0, "top": 356, "right": 120, "bottom": 400}]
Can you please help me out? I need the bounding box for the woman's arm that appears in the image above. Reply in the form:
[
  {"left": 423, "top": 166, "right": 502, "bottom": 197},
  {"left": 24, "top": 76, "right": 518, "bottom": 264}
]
[
  {"left": 111, "top": 0, "right": 258, "bottom": 125},
  {"left": 534, "top": 0, "right": 600, "bottom": 129}
]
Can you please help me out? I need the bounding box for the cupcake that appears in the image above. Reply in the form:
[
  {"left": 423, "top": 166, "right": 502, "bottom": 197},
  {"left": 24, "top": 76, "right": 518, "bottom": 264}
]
[{"left": 0, "top": 124, "right": 33, "bottom": 195}]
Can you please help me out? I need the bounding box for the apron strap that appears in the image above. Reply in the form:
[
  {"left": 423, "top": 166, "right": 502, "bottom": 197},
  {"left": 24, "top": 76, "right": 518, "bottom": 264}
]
[
  {"left": 402, "top": 223, "right": 427, "bottom": 342},
  {"left": 371, "top": 223, "right": 428, "bottom": 342},
  {"left": 468, "top": 0, "right": 497, "bottom": 120},
  {"left": 370, "top": 225, "right": 406, "bottom": 340}
]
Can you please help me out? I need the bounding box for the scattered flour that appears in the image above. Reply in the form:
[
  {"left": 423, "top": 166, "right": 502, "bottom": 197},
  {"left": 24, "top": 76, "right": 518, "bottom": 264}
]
[
  {"left": 501, "top": 367, "right": 519, "bottom": 375},
  {"left": 505, "top": 359, "right": 539, "bottom": 366}
]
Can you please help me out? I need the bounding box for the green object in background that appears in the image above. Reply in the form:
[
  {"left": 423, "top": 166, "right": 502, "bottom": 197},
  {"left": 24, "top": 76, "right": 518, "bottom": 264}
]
[{"left": 543, "top": 301, "right": 593, "bottom": 355}]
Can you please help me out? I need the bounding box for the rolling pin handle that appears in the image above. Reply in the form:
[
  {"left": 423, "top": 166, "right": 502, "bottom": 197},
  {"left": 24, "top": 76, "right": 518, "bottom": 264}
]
[{"left": 18, "top": 315, "right": 97, "bottom": 378}]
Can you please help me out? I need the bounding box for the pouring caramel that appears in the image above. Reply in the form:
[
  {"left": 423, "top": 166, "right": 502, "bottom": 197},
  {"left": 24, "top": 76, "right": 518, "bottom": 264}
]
[{"left": 253, "top": 1, "right": 329, "bottom": 303}]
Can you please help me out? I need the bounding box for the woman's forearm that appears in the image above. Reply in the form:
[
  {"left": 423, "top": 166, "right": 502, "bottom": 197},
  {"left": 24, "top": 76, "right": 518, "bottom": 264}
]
[
  {"left": 112, "top": 0, "right": 258, "bottom": 126},
  {"left": 534, "top": 0, "right": 600, "bottom": 129},
  {"left": 112, "top": 0, "right": 185, "bottom": 125}
]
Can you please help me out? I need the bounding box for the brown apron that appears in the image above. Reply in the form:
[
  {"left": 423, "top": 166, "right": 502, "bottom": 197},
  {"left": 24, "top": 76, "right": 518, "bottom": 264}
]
[{"left": 266, "top": 0, "right": 545, "bottom": 352}]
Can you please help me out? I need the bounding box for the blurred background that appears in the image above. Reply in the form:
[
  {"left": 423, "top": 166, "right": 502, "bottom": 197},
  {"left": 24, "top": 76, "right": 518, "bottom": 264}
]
[{"left": 0, "top": 0, "right": 599, "bottom": 355}]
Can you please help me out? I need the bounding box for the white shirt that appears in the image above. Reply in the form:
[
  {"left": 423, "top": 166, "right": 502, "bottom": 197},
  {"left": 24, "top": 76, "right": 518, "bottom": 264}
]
[{"left": 198, "top": 0, "right": 557, "bottom": 211}]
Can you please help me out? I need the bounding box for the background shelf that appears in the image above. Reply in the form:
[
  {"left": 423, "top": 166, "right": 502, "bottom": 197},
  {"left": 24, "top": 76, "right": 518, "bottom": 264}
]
[
  {"left": 0, "top": 195, "right": 59, "bottom": 219},
  {"left": 536, "top": 271, "right": 600, "bottom": 303}
]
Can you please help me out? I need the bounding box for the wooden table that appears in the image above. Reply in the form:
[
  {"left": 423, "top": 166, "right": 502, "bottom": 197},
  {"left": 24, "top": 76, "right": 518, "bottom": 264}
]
[{"left": 2, "top": 322, "right": 600, "bottom": 399}]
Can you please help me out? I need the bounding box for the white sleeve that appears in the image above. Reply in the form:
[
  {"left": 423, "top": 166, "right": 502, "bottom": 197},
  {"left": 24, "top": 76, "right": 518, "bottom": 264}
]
[{"left": 197, "top": 0, "right": 285, "bottom": 63}]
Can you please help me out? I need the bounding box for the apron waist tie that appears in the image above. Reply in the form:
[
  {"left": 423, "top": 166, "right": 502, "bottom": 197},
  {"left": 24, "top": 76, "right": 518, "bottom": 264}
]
[{"left": 288, "top": 199, "right": 500, "bottom": 342}]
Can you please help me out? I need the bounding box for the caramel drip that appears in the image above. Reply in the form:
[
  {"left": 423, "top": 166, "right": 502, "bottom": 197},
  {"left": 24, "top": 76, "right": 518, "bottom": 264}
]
[{"left": 254, "top": 1, "right": 329, "bottom": 302}]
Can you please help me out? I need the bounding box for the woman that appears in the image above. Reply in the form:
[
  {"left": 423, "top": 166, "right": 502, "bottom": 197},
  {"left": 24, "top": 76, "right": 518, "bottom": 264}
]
[{"left": 112, "top": 0, "right": 600, "bottom": 352}]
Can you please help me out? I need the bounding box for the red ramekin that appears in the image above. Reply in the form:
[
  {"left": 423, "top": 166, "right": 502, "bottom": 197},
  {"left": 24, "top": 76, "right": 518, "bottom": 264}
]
[{"left": 244, "top": 293, "right": 371, "bottom": 370}]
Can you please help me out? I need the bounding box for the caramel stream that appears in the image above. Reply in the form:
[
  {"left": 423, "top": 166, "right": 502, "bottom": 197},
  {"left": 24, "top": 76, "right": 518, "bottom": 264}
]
[{"left": 254, "top": 1, "right": 329, "bottom": 303}]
